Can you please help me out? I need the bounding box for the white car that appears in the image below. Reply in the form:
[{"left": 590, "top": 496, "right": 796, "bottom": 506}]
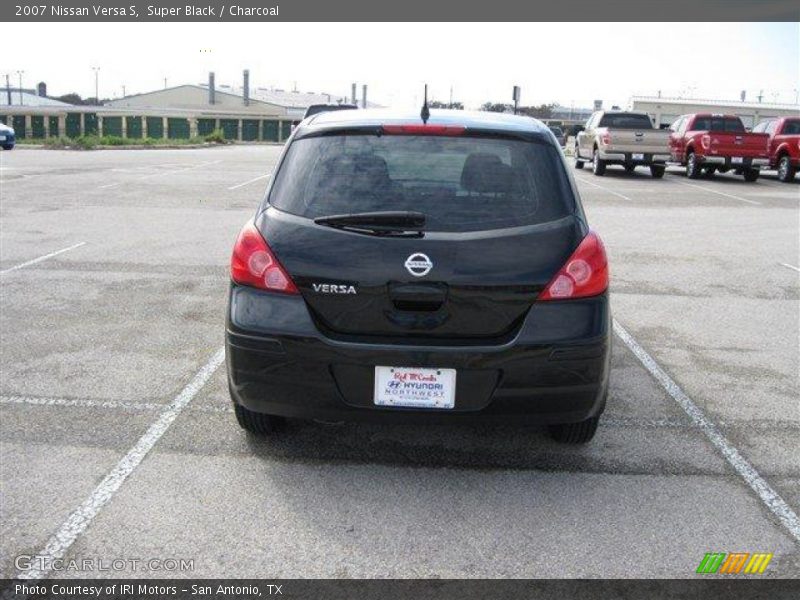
[{"left": 0, "top": 122, "right": 15, "bottom": 150}]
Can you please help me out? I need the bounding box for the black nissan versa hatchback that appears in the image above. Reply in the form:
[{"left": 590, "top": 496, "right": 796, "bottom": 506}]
[{"left": 226, "top": 109, "right": 611, "bottom": 443}]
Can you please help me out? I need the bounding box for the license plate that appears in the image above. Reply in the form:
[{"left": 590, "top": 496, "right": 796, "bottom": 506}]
[
  {"left": 632, "top": 153, "right": 644, "bottom": 160},
  {"left": 374, "top": 366, "right": 456, "bottom": 409},
  {"left": 732, "top": 157, "right": 743, "bottom": 164}
]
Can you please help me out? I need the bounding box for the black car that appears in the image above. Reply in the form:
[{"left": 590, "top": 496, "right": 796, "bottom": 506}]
[
  {"left": 226, "top": 109, "right": 611, "bottom": 443},
  {"left": 548, "top": 125, "right": 566, "bottom": 147}
]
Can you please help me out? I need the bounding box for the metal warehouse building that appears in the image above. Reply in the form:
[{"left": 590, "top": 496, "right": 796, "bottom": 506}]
[
  {"left": 631, "top": 96, "right": 800, "bottom": 129},
  {"left": 0, "top": 76, "right": 296, "bottom": 142}
]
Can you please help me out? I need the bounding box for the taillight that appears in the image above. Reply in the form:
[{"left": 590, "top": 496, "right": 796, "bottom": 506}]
[
  {"left": 600, "top": 132, "right": 612, "bottom": 145},
  {"left": 382, "top": 124, "right": 465, "bottom": 136},
  {"left": 538, "top": 232, "right": 609, "bottom": 301},
  {"left": 230, "top": 222, "right": 299, "bottom": 294},
  {"left": 701, "top": 134, "right": 711, "bottom": 150}
]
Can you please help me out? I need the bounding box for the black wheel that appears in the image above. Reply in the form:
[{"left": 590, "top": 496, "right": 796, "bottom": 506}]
[
  {"left": 686, "top": 152, "right": 701, "bottom": 179},
  {"left": 1, "top": 144, "right": 13, "bottom": 150},
  {"left": 703, "top": 166, "right": 717, "bottom": 178},
  {"left": 624, "top": 164, "right": 636, "bottom": 173},
  {"left": 233, "top": 402, "right": 283, "bottom": 435},
  {"left": 650, "top": 165, "right": 665, "bottom": 178},
  {"left": 548, "top": 415, "right": 600, "bottom": 444},
  {"left": 777, "top": 155, "right": 796, "bottom": 182},
  {"left": 742, "top": 168, "right": 759, "bottom": 182},
  {"left": 574, "top": 146, "right": 584, "bottom": 169},
  {"left": 592, "top": 148, "right": 606, "bottom": 176}
]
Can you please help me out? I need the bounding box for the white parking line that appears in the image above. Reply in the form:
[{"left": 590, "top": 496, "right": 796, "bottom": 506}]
[
  {"left": 574, "top": 174, "right": 632, "bottom": 201},
  {"left": 99, "top": 160, "right": 223, "bottom": 189},
  {"left": 14, "top": 347, "right": 225, "bottom": 581},
  {"left": 228, "top": 173, "right": 271, "bottom": 190},
  {"left": 779, "top": 263, "right": 800, "bottom": 274},
  {"left": 613, "top": 320, "right": 800, "bottom": 544},
  {"left": 0, "top": 242, "right": 86, "bottom": 275},
  {"left": 676, "top": 181, "right": 761, "bottom": 205},
  {"left": 0, "top": 394, "right": 232, "bottom": 413}
]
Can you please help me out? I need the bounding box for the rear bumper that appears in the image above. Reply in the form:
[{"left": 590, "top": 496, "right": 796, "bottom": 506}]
[
  {"left": 700, "top": 155, "right": 769, "bottom": 168},
  {"left": 598, "top": 149, "right": 670, "bottom": 164},
  {"left": 226, "top": 285, "right": 612, "bottom": 425}
]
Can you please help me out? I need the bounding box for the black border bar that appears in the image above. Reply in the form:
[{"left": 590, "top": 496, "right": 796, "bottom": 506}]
[
  {"left": 3, "top": 0, "right": 800, "bottom": 22},
  {"left": 3, "top": 579, "right": 800, "bottom": 600}
]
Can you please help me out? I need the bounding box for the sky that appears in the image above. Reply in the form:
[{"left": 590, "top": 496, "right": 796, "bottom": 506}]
[{"left": 2, "top": 22, "right": 798, "bottom": 109}]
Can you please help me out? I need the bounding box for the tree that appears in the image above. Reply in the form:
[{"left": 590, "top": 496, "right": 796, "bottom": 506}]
[{"left": 429, "top": 100, "right": 464, "bottom": 110}]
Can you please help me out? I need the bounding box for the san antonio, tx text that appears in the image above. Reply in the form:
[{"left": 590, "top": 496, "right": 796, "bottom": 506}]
[{"left": 16, "top": 583, "right": 282, "bottom": 597}]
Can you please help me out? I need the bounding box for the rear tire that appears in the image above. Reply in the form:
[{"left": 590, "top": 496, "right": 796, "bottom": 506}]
[
  {"left": 592, "top": 148, "right": 606, "bottom": 176},
  {"left": 233, "top": 402, "right": 282, "bottom": 435},
  {"left": 548, "top": 415, "right": 600, "bottom": 444},
  {"left": 777, "top": 155, "right": 796, "bottom": 182},
  {"left": 742, "top": 168, "right": 759, "bottom": 182},
  {"left": 703, "top": 166, "right": 717, "bottom": 178},
  {"left": 624, "top": 164, "right": 636, "bottom": 174},
  {"left": 574, "top": 146, "right": 584, "bottom": 169},
  {"left": 650, "top": 165, "right": 665, "bottom": 178},
  {"left": 686, "top": 152, "right": 701, "bottom": 179}
]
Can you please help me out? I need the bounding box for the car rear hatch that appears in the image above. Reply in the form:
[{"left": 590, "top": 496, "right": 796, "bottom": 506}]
[{"left": 258, "top": 123, "right": 584, "bottom": 343}]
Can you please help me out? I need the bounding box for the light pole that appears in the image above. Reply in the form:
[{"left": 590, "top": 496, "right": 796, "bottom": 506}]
[
  {"left": 16, "top": 70, "right": 24, "bottom": 105},
  {"left": 92, "top": 67, "right": 100, "bottom": 104}
]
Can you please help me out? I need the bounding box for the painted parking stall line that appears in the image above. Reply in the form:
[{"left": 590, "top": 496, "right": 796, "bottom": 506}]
[
  {"left": 0, "top": 394, "right": 233, "bottom": 414},
  {"left": 676, "top": 180, "right": 761, "bottom": 205},
  {"left": 573, "top": 173, "right": 633, "bottom": 200},
  {"left": 779, "top": 262, "right": 800, "bottom": 274},
  {"left": 228, "top": 173, "right": 271, "bottom": 190},
  {"left": 13, "top": 347, "right": 225, "bottom": 581},
  {"left": 99, "top": 160, "right": 223, "bottom": 189},
  {"left": 0, "top": 242, "right": 86, "bottom": 275},
  {"left": 613, "top": 319, "right": 800, "bottom": 544}
]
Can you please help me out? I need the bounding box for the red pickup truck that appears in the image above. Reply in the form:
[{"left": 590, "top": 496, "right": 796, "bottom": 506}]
[
  {"left": 668, "top": 113, "right": 769, "bottom": 182},
  {"left": 753, "top": 117, "right": 800, "bottom": 182}
]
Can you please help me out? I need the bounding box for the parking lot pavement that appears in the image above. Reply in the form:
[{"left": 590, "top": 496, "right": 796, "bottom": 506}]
[{"left": 1, "top": 148, "right": 798, "bottom": 579}]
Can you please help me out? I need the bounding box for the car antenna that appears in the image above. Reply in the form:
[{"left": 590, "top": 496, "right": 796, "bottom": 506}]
[{"left": 420, "top": 84, "right": 430, "bottom": 124}]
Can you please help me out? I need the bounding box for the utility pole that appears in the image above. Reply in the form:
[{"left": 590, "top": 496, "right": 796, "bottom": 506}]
[
  {"left": 164, "top": 77, "right": 168, "bottom": 89},
  {"left": 92, "top": 66, "right": 100, "bottom": 104},
  {"left": 5, "top": 74, "right": 11, "bottom": 105},
  {"left": 16, "top": 70, "right": 24, "bottom": 105},
  {"left": 449, "top": 85, "right": 453, "bottom": 108}
]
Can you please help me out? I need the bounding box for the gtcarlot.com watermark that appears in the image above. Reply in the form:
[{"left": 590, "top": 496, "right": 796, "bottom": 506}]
[{"left": 15, "top": 555, "right": 194, "bottom": 573}]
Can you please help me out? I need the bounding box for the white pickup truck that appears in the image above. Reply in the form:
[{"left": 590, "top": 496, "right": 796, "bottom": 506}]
[{"left": 574, "top": 111, "right": 671, "bottom": 178}]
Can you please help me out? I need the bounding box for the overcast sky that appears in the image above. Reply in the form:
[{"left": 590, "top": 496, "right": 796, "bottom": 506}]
[{"left": 3, "top": 22, "right": 798, "bottom": 108}]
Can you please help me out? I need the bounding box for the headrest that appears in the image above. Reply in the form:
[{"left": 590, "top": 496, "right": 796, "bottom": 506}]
[{"left": 460, "top": 153, "right": 513, "bottom": 194}]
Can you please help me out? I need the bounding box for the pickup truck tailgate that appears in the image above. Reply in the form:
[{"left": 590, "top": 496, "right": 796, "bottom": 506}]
[
  {"left": 707, "top": 132, "right": 769, "bottom": 158},
  {"left": 603, "top": 128, "right": 670, "bottom": 154}
]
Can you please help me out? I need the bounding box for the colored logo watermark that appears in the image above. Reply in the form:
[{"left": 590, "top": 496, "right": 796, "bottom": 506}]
[{"left": 696, "top": 552, "right": 773, "bottom": 575}]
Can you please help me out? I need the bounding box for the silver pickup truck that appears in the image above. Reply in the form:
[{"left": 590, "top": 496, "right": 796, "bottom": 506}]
[{"left": 575, "top": 111, "right": 671, "bottom": 178}]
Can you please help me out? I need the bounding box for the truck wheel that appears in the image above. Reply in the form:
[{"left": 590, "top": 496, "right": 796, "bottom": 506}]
[
  {"left": 592, "top": 148, "right": 606, "bottom": 176},
  {"left": 574, "top": 148, "right": 584, "bottom": 169},
  {"left": 742, "top": 169, "right": 759, "bottom": 182},
  {"left": 686, "top": 152, "right": 701, "bottom": 179},
  {"left": 650, "top": 165, "right": 665, "bottom": 178},
  {"left": 778, "top": 155, "right": 796, "bottom": 182},
  {"left": 624, "top": 164, "right": 635, "bottom": 173},
  {"left": 549, "top": 415, "right": 600, "bottom": 444}
]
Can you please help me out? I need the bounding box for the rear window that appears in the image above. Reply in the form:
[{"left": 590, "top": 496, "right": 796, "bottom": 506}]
[
  {"left": 782, "top": 119, "right": 800, "bottom": 135},
  {"left": 268, "top": 134, "right": 575, "bottom": 232},
  {"left": 597, "top": 113, "right": 653, "bottom": 129},
  {"left": 691, "top": 116, "right": 745, "bottom": 133}
]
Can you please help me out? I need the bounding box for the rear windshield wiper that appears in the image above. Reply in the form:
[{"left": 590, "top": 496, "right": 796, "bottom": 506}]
[{"left": 314, "top": 211, "right": 426, "bottom": 236}]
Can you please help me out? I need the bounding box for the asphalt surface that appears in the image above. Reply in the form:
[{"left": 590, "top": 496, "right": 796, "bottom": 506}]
[{"left": 0, "top": 145, "right": 798, "bottom": 579}]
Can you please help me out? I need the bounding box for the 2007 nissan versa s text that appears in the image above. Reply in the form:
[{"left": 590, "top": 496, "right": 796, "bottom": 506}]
[{"left": 226, "top": 109, "right": 611, "bottom": 444}]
